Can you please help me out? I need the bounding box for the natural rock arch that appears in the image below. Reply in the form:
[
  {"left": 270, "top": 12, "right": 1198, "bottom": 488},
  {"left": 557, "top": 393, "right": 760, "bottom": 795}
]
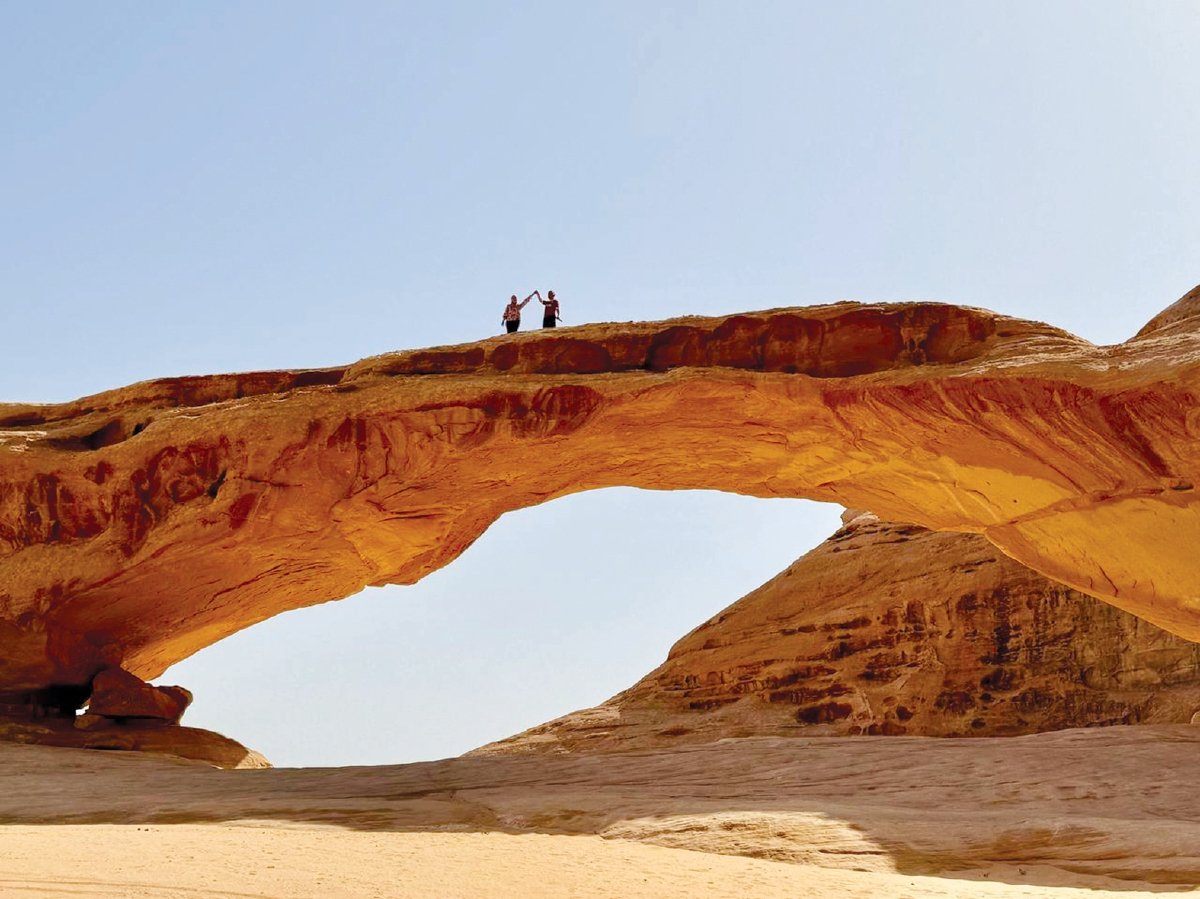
[{"left": 2, "top": 292, "right": 1199, "bottom": 707}]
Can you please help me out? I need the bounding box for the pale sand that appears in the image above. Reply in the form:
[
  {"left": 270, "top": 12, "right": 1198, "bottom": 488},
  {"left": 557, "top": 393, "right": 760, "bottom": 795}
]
[
  {"left": 1, "top": 725, "right": 1197, "bottom": 897},
  {"left": 0, "top": 826, "right": 1171, "bottom": 899}
]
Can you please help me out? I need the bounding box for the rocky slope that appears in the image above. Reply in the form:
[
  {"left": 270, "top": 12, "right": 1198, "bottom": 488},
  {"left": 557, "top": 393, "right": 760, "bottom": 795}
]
[
  {"left": 2, "top": 293, "right": 1200, "bottom": 721},
  {"left": 479, "top": 512, "right": 1200, "bottom": 754}
]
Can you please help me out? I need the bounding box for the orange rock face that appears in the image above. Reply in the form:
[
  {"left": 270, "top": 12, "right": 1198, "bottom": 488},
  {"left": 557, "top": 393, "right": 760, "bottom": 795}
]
[
  {"left": 1, "top": 295, "right": 1199, "bottom": 710},
  {"left": 478, "top": 512, "right": 1200, "bottom": 753}
]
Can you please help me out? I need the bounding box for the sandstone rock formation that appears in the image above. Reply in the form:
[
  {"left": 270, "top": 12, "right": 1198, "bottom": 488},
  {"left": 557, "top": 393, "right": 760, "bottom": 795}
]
[
  {"left": 0, "top": 663, "right": 261, "bottom": 767},
  {"left": 87, "top": 666, "right": 191, "bottom": 724},
  {"left": 478, "top": 511, "right": 1200, "bottom": 754},
  {"left": 0, "top": 716, "right": 268, "bottom": 769},
  {"left": 0, "top": 660, "right": 223, "bottom": 766},
  {"left": 2, "top": 293, "right": 1200, "bottom": 722}
]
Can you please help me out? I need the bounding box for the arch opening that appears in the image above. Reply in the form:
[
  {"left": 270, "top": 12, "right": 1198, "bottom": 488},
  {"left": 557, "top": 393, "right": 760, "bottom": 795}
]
[{"left": 163, "top": 490, "right": 841, "bottom": 766}]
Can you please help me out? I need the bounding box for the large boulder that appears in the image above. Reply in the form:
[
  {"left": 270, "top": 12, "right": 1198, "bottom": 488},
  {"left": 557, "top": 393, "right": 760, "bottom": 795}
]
[{"left": 87, "top": 667, "right": 192, "bottom": 723}]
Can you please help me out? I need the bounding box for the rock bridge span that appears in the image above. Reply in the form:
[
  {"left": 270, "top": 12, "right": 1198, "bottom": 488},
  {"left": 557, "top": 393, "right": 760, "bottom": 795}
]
[{"left": 2, "top": 292, "right": 1199, "bottom": 707}]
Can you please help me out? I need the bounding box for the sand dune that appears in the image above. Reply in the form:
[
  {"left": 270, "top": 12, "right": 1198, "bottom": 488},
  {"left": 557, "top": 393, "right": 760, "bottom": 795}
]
[{"left": 1, "top": 725, "right": 1197, "bottom": 897}]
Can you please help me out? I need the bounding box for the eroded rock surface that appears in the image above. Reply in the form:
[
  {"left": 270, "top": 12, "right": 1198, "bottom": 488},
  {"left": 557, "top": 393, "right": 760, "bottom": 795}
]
[
  {"left": 479, "top": 512, "right": 1200, "bottom": 754},
  {"left": 2, "top": 295, "right": 1200, "bottom": 710},
  {"left": 87, "top": 666, "right": 192, "bottom": 724},
  {"left": 0, "top": 717, "right": 268, "bottom": 768}
]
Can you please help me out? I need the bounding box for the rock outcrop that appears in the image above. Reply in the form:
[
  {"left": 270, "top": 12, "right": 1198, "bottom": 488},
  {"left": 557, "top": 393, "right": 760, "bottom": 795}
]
[
  {"left": 478, "top": 511, "right": 1200, "bottom": 754},
  {"left": 0, "top": 716, "right": 269, "bottom": 768},
  {"left": 87, "top": 666, "right": 192, "bottom": 724},
  {"left": 0, "top": 715, "right": 267, "bottom": 763},
  {"left": 0, "top": 663, "right": 260, "bottom": 767},
  {"left": 2, "top": 293, "right": 1200, "bottom": 719}
]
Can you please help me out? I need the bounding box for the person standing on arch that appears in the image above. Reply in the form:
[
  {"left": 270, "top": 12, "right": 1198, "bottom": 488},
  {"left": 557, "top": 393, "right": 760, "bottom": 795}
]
[
  {"left": 539, "top": 289, "right": 561, "bottom": 328},
  {"left": 501, "top": 291, "right": 537, "bottom": 333}
]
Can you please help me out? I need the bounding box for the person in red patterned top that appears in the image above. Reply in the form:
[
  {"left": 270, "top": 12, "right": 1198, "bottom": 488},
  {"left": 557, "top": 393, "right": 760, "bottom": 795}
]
[
  {"left": 539, "top": 289, "right": 561, "bottom": 328},
  {"left": 501, "top": 291, "right": 537, "bottom": 333}
]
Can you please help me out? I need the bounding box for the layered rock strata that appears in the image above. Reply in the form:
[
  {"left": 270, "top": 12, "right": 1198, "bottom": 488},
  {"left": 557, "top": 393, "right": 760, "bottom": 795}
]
[
  {"left": 0, "top": 664, "right": 263, "bottom": 768},
  {"left": 479, "top": 511, "right": 1200, "bottom": 754},
  {"left": 2, "top": 293, "right": 1200, "bottom": 716},
  {"left": 0, "top": 717, "right": 269, "bottom": 768}
]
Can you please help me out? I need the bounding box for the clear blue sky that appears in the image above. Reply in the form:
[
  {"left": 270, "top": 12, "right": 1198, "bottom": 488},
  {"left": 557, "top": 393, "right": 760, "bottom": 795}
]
[{"left": 2, "top": 3, "right": 1198, "bottom": 765}]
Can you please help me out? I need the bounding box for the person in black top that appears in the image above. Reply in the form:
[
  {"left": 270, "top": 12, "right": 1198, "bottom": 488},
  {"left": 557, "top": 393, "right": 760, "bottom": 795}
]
[{"left": 539, "top": 290, "right": 561, "bottom": 328}]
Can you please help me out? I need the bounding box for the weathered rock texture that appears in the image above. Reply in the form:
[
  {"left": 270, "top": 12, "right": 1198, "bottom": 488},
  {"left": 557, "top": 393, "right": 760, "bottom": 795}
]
[
  {"left": 0, "top": 663, "right": 258, "bottom": 767},
  {"left": 87, "top": 666, "right": 191, "bottom": 724},
  {"left": 2, "top": 293, "right": 1200, "bottom": 711},
  {"left": 478, "top": 512, "right": 1200, "bottom": 754},
  {"left": 0, "top": 717, "right": 268, "bottom": 768}
]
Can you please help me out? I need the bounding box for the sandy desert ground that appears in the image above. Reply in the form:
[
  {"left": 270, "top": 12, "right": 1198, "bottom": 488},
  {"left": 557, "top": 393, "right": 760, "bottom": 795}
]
[{"left": 1, "top": 725, "right": 1198, "bottom": 898}]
